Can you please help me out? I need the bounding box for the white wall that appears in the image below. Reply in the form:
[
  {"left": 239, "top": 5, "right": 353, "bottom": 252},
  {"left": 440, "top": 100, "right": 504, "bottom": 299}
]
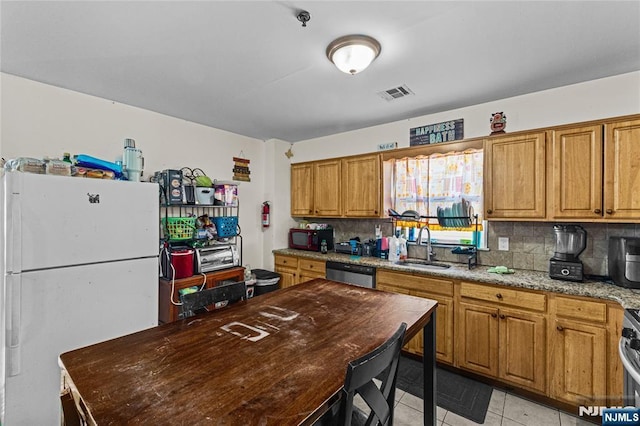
[
  {"left": 3, "top": 71, "right": 640, "bottom": 264},
  {"left": 0, "top": 72, "right": 267, "bottom": 269},
  {"left": 290, "top": 71, "right": 640, "bottom": 162},
  {"left": 262, "top": 138, "right": 297, "bottom": 270}
]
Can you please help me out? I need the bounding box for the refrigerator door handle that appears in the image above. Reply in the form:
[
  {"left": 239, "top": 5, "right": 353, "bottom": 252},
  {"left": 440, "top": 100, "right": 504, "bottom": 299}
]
[
  {"left": 6, "top": 273, "right": 22, "bottom": 376},
  {"left": 5, "top": 173, "right": 22, "bottom": 375},
  {"left": 6, "top": 174, "right": 22, "bottom": 274}
]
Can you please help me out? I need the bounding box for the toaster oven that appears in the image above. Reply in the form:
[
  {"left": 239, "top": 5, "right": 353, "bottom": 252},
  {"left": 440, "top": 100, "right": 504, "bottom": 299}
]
[{"left": 195, "top": 244, "right": 239, "bottom": 273}]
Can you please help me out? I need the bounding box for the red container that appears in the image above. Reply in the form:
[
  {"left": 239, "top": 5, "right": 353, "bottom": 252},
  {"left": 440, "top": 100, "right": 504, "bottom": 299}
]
[{"left": 170, "top": 249, "right": 194, "bottom": 279}]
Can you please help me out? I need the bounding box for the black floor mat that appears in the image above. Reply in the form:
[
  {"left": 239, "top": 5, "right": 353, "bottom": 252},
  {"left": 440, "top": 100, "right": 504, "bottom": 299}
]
[{"left": 395, "top": 356, "right": 493, "bottom": 424}]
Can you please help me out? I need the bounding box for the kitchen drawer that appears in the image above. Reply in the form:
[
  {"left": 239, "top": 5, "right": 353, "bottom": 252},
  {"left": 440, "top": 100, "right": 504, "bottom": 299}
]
[
  {"left": 554, "top": 295, "right": 607, "bottom": 324},
  {"left": 460, "top": 281, "right": 546, "bottom": 311},
  {"left": 299, "top": 259, "right": 326, "bottom": 274},
  {"left": 377, "top": 270, "right": 453, "bottom": 296},
  {"left": 274, "top": 255, "right": 299, "bottom": 269}
]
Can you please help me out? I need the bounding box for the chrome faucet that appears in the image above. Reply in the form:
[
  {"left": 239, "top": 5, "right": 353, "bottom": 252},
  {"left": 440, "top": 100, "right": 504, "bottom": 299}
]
[{"left": 416, "top": 226, "right": 433, "bottom": 262}]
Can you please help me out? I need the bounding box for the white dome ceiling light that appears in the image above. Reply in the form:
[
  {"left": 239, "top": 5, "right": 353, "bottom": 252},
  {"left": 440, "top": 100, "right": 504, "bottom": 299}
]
[{"left": 326, "top": 35, "right": 381, "bottom": 75}]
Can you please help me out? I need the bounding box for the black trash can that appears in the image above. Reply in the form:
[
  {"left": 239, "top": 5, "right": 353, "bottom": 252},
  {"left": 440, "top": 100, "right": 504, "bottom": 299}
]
[{"left": 252, "top": 269, "right": 281, "bottom": 296}]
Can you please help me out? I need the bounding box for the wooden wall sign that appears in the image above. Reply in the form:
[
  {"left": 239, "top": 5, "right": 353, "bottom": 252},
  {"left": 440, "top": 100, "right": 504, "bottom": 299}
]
[
  {"left": 233, "top": 157, "right": 250, "bottom": 182},
  {"left": 410, "top": 119, "right": 464, "bottom": 146}
]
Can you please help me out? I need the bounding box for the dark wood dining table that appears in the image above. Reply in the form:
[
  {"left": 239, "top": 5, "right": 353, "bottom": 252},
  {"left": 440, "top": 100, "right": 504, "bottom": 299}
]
[{"left": 59, "top": 279, "right": 438, "bottom": 425}]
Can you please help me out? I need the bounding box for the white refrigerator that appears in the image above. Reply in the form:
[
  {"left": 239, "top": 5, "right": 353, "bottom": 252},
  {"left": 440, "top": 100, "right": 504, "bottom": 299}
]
[{"left": 1, "top": 171, "right": 160, "bottom": 425}]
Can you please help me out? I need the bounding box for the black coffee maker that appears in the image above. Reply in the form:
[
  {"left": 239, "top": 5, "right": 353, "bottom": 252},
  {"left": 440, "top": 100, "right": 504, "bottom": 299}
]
[{"left": 549, "top": 224, "right": 587, "bottom": 281}]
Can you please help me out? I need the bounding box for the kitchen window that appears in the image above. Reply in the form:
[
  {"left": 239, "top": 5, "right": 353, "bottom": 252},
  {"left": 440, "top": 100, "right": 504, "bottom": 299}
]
[{"left": 383, "top": 148, "right": 484, "bottom": 245}]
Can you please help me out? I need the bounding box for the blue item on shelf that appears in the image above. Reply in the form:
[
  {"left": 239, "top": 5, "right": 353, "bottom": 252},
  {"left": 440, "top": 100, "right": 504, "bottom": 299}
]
[
  {"left": 75, "top": 154, "right": 123, "bottom": 178},
  {"left": 212, "top": 216, "right": 238, "bottom": 238}
]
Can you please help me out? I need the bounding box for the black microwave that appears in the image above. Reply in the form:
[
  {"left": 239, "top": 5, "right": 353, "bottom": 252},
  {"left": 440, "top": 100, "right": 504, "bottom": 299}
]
[{"left": 288, "top": 228, "right": 334, "bottom": 252}]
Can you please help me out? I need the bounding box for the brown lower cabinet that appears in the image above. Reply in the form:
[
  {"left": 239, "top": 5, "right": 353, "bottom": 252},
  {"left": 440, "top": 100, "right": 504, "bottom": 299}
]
[
  {"left": 274, "top": 254, "right": 326, "bottom": 287},
  {"left": 376, "top": 270, "right": 455, "bottom": 364},
  {"left": 376, "top": 268, "right": 623, "bottom": 407},
  {"left": 548, "top": 295, "right": 624, "bottom": 406},
  {"left": 158, "top": 267, "right": 245, "bottom": 324},
  {"left": 274, "top": 253, "right": 624, "bottom": 408},
  {"left": 457, "top": 301, "right": 548, "bottom": 393}
]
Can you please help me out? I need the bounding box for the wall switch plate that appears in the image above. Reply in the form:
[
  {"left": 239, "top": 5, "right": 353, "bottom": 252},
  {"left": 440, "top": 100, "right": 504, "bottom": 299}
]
[{"left": 498, "top": 237, "right": 509, "bottom": 251}]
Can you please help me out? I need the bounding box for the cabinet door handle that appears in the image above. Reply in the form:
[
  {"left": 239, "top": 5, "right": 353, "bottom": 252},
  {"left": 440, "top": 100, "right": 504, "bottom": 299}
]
[
  {"left": 315, "top": 210, "right": 318, "bottom": 214},
  {"left": 487, "top": 209, "right": 493, "bottom": 214},
  {"left": 309, "top": 265, "right": 313, "bottom": 269},
  {"left": 374, "top": 210, "right": 378, "bottom": 214},
  {"left": 556, "top": 325, "right": 564, "bottom": 332},
  {"left": 499, "top": 314, "right": 506, "bottom": 319},
  {"left": 594, "top": 209, "right": 601, "bottom": 214},
  {"left": 491, "top": 313, "right": 497, "bottom": 318},
  {"left": 606, "top": 209, "right": 613, "bottom": 214},
  {"left": 496, "top": 293, "right": 503, "bottom": 299}
]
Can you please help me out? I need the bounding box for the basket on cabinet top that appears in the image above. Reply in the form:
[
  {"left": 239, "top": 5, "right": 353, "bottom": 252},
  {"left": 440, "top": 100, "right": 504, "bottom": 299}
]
[
  {"left": 162, "top": 217, "right": 196, "bottom": 242},
  {"left": 212, "top": 216, "right": 238, "bottom": 238}
]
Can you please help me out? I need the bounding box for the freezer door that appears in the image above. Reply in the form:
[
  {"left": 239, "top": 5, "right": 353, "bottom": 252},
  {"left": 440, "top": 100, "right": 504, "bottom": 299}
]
[
  {"left": 5, "top": 172, "right": 159, "bottom": 272},
  {"left": 3, "top": 258, "right": 158, "bottom": 425}
]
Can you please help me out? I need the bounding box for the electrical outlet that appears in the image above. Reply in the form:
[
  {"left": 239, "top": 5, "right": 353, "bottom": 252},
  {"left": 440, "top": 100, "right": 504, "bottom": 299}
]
[{"left": 498, "top": 237, "right": 509, "bottom": 251}]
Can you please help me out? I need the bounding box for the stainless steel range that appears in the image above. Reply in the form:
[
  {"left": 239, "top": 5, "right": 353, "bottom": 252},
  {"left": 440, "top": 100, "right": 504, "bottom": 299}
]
[{"left": 620, "top": 309, "right": 640, "bottom": 406}]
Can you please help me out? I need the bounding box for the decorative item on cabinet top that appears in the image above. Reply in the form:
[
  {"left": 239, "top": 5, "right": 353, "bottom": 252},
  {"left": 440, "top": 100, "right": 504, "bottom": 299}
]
[
  {"left": 489, "top": 112, "right": 507, "bottom": 135},
  {"left": 410, "top": 119, "right": 464, "bottom": 146}
]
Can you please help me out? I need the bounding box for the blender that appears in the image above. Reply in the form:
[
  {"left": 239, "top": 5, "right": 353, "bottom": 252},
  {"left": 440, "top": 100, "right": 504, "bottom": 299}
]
[{"left": 549, "top": 224, "right": 587, "bottom": 281}]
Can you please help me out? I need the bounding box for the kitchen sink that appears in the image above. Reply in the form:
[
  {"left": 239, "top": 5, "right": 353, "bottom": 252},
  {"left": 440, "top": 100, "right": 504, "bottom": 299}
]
[{"left": 395, "top": 259, "right": 451, "bottom": 269}]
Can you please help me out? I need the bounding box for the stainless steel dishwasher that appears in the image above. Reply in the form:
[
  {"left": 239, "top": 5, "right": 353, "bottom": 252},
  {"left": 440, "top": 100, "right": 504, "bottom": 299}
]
[{"left": 325, "top": 261, "right": 376, "bottom": 288}]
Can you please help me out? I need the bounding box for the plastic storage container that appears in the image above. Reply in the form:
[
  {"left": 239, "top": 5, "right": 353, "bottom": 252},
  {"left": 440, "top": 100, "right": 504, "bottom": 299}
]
[
  {"left": 162, "top": 217, "right": 196, "bottom": 241},
  {"left": 212, "top": 216, "right": 238, "bottom": 238},
  {"left": 252, "top": 269, "right": 281, "bottom": 296},
  {"left": 196, "top": 187, "right": 214, "bottom": 205},
  {"left": 213, "top": 182, "right": 238, "bottom": 206}
]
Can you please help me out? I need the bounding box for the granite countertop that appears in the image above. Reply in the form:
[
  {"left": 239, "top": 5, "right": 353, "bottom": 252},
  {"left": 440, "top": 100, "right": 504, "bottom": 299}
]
[{"left": 273, "top": 248, "right": 640, "bottom": 309}]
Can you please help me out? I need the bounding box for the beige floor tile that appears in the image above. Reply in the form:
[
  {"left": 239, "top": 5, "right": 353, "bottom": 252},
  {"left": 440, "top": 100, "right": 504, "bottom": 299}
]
[
  {"left": 501, "top": 417, "right": 526, "bottom": 426},
  {"left": 437, "top": 406, "right": 447, "bottom": 421},
  {"left": 396, "top": 389, "right": 407, "bottom": 403},
  {"left": 443, "top": 409, "right": 502, "bottom": 425},
  {"left": 487, "top": 390, "right": 506, "bottom": 415},
  {"left": 559, "top": 411, "right": 593, "bottom": 426},
  {"left": 502, "top": 394, "right": 560, "bottom": 426},
  {"left": 394, "top": 402, "right": 426, "bottom": 426},
  {"left": 398, "top": 391, "right": 424, "bottom": 412}
]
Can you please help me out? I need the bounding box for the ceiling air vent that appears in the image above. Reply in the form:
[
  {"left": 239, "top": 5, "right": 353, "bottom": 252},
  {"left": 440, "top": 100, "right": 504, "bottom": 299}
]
[{"left": 377, "top": 85, "right": 414, "bottom": 102}]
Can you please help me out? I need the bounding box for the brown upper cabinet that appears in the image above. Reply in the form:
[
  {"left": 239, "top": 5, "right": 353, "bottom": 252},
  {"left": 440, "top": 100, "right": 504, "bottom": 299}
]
[
  {"left": 313, "top": 159, "right": 342, "bottom": 217},
  {"left": 549, "top": 125, "right": 603, "bottom": 219},
  {"left": 604, "top": 118, "right": 640, "bottom": 220},
  {"left": 549, "top": 117, "right": 640, "bottom": 221},
  {"left": 291, "top": 114, "right": 639, "bottom": 221},
  {"left": 291, "top": 154, "right": 381, "bottom": 218},
  {"left": 342, "top": 154, "right": 381, "bottom": 217},
  {"left": 484, "top": 132, "right": 547, "bottom": 219},
  {"left": 290, "top": 163, "right": 314, "bottom": 216}
]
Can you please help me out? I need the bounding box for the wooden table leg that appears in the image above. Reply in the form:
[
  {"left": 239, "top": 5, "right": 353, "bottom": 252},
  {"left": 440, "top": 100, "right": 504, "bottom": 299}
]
[{"left": 423, "top": 311, "right": 436, "bottom": 426}]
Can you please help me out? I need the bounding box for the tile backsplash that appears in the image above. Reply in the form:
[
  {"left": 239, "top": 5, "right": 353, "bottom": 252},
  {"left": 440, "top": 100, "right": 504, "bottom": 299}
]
[{"left": 297, "top": 219, "right": 640, "bottom": 276}]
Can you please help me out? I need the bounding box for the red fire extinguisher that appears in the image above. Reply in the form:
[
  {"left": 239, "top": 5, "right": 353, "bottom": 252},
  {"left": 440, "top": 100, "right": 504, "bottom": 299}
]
[{"left": 262, "top": 201, "right": 270, "bottom": 228}]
